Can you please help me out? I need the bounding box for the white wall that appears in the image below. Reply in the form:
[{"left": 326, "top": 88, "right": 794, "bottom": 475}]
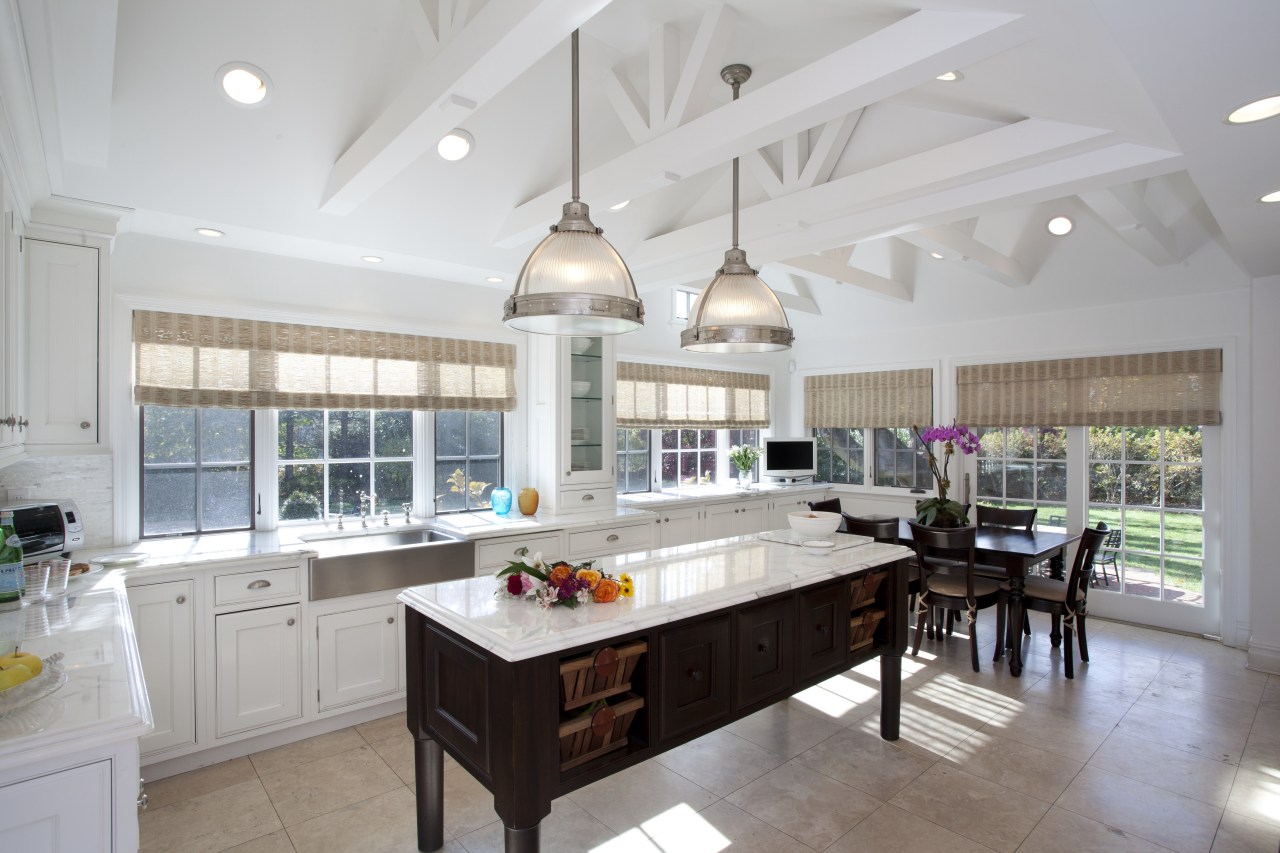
[{"left": 1248, "top": 275, "right": 1280, "bottom": 672}]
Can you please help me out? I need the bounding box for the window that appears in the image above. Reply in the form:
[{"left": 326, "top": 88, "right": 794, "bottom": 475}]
[
  {"left": 434, "top": 411, "right": 503, "bottom": 513},
  {"left": 278, "top": 410, "right": 414, "bottom": 520},
  {"left": 1087, "top": 426, "right": 1204, "bottom": 605},
  {"left": 141, "top": 407, "right": 254, "bottom": 537},
  {"left": 873, "top": 428, "right": 931, "bottom": 489},
  {"left": 616, "top": 428, "right": 651, "bottom": 493},
  {"left": 660, "top": 429, "right": 718, "bottom": 488},
  {"left": 727, "top": 428, "right": 761, "bottom": 482},
  {"left": 815, "top": 427, "right": 864, "bottom": 485},
  {"left": 672, "top": 288, "right": 698, "bottom": 321},
  {"left": 811, "top": 426, "right": 930, "bottom": 490},
  {"left": 976, "top": 427, "right": 1067, "bottom": 526}
]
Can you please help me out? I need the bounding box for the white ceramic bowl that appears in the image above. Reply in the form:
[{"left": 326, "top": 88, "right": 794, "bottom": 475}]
[
  {"left": 801, "top": 539, "right": 836, "bottom": 555},
  {"left": 571, "top": 380, "right": 592, "bottom": 396},
  {"left": 787, "top": 510, "right": 842, "bottom": 537},
  {"left": 570, "top": 338, "right": 593, "bottom": 355}
]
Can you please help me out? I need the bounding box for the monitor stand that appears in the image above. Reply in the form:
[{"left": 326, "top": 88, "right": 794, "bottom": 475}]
[{"left": 771, "top": 475, "right": 815, "bottom": 485}]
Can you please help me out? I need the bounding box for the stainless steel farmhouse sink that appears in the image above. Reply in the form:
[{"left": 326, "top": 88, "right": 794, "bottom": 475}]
[{"left": 306, "top": 528, "right": 475, "bottom": 600}]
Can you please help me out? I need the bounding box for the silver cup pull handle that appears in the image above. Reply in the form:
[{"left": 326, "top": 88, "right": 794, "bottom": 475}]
[{"left": 248, "top": 579, "right": 271, "bottom": 590}]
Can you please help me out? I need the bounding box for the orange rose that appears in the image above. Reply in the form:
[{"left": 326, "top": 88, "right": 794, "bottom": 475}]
[
  {"left": 593, "top": 578, "right": 620, "bottom": 603},
  {"left": 548, "top": 563, "right": 574, "bottom": 585},
  {"left": 574, "top": 568, "right": 602, "bottom": 590}
]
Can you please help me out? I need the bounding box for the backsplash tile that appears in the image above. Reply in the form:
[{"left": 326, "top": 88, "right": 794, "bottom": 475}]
[{"left": 0, "top": 454, "right": 114, "bottom": 548}]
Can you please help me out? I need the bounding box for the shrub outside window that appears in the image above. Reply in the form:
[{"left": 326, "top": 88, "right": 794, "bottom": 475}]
[
  {"left": 873, "top": 428, "right": 932, "bottom": 490},
  {"left": 141, "top": 407, "right": 254, "bottom": 537},
  {"left": 975, "top": 426, "right": 1067, "bottom": 527},
  {"left": 277, "top": 410, "right": 413, "bottom": 521},
  {"left": 660, "top": 429, "right": 718, "bottom": 489}
]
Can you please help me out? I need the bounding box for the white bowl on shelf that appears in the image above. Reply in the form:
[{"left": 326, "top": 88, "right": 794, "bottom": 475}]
[
  {"left": 801, "top": 539, "right": 836, "bottom": 555},
  {"left": 570, "top": 338, "right": 593, "bottom": 355},
  {"left": 571, "top": 380, "right": 592, "bottom": 396},
  {"left": 787, "top": 510, "right": 842, "bottom": 537}
]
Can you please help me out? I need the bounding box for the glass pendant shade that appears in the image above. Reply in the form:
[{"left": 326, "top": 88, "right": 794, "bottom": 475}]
[{"left": 681, "top": 249, "right": 794, "bottom": 352}]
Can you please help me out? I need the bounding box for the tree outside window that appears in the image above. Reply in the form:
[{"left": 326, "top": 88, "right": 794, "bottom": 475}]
[{"left": 141, "top": 407, "right": 254, "bottom": 537}]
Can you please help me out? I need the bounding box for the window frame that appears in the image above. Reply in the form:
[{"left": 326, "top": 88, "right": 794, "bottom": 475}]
[
  {"left": 614, "top": 427, "right": 766, "bottom": 494},
  {"left": 974, "top": 426, "right": 1069, "bottom": 528},
  {"left": 433, "top": 411, "right": 505, "bottom": 514}
]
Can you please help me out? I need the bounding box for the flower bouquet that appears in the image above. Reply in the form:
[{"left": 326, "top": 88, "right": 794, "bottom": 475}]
[
  {"left": 496, "top": 547, "right": 634, "bottom": 609},
  {"left": 912, "top": 423, "right": 980, "bottom": 527},
  {"left": 727, "top": 444, "right": 761, "bottom": 486}
]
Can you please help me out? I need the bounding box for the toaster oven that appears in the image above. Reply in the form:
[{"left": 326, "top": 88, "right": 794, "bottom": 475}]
[{"left": 0, "top": 499, "right": 85, "bottom": 562}]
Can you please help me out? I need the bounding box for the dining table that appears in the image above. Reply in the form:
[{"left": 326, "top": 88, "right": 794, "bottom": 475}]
[{"left": 894, "top": 518, "right": 1081, "bottom": 676}]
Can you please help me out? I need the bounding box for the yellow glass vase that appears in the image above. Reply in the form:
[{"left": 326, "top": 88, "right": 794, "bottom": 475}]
[{"left": 517, "top": 487, "right": 539, "bottom": 516}]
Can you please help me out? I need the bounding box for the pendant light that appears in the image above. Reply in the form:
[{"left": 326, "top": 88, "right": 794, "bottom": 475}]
[
  {"left": 682, "top": 65, "right": 793, "bottom": 353},
  {"left": 503, "top": 30, "right": 644, "bottom": 335}
]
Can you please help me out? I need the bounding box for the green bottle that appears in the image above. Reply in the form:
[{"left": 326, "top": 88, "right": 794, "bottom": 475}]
[{"left": 0, "top": 510, "right": 23, "bottom": 611}]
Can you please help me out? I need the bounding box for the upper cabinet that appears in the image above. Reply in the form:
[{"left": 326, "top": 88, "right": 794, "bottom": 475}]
[{"left": 0, "top": 171, "right": 25, "bottom": 465}]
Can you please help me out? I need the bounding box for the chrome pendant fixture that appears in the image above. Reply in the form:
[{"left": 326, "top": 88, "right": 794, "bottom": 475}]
[
  {"left": 503, "top": 30, "right": 643, "bottom": 335},
  {"left": 681, "top": 65, "right": 792, "bottom": 353}
]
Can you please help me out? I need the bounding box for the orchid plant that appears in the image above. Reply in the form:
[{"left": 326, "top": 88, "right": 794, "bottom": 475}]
[{"left": 912, "top": 423, "right": 981, "bottom": 526}]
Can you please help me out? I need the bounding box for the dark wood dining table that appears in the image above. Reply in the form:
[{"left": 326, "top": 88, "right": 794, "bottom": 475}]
[{"left": 894, "top": 519, "right": 1081, "bottom": 676}]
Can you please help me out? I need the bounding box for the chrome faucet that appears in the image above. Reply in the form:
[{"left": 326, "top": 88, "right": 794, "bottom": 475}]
[
  {"left": 336, "top": 512, "right": 344, "bottom": 531},
  {"left": 402, "top": 502, "right": 412, "bottom": 523},
  {"left": 381, "top": 509, "right": 391, "bottom": 527},
  {"left": 358, "top": 491, "right": 374, "bottom": 528}
]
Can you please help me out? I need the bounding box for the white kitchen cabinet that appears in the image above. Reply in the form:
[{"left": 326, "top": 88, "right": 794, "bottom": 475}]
[
  {"left": 768, "top": 489, "right": 830, "bottom": 529},
  {"left": 129, "top": 579, "right": 197, "bottom": 757},
  {"left": 475, "top": 530, "right": 564, "bottom": 576},
  {"left": 0, "top": 760, "right": 113, "bottom": 853},
  {"left": 565, "top": 519, "right": 653, "bottom": 561},
  {"left": 703, "top": 498, "right": 770, "bottom": 540},
  {"left": 654, "top": 504, "right": 703, "bottom": 548},
  {"left": 25, "top": 239, "right": 100, "bottom": 446},
  {"left": 0, "top": 171, "right": 24, "bottom": 462},
  {"left": 317, "top": 602, "right": 400, "bottom": 711},
  {"left": 215, "top": 603, "right": 302, "bottom": 737}
]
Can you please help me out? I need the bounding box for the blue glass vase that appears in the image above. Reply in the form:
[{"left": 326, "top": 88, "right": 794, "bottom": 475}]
[{"left": 491, "top": 487, "right": 513, "bottom": 516}]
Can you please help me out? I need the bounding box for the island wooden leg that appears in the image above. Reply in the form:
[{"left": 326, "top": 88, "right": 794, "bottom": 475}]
[
  {"left": 414, "top": 735, "right": 445, "bottom": 852},
  {"left": 879, "top": 651, "right": 902, "bottom": 740},
  {"left": 504, "top": 824, "right": 541, "bottom": 852}
]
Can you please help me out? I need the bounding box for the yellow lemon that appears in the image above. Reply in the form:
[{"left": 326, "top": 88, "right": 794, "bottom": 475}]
[{"left": 0, "top": 650, "right": 42, "bottom": 677}]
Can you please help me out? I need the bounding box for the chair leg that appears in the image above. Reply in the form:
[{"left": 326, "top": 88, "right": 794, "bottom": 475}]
[
  {"left": 967, "top": 609, "right": 980, "bottom": 673},
  {"left": 1064, "top": 619, "right": 1075, "bottom": 679},
  {"left": 1023, "top": 611, "right": 1032, "bottom": 636},
  {"left": 912, "top": 596, "right": 928, "bottom": 657},
  {"left": 1077, "top": 613, "right": 1089, "bottom": 662},
  {"left": 993, "top": 598, "right": 1006, "bottom": 662}
]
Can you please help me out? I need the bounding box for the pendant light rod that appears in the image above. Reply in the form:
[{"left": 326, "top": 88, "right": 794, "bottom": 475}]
[
  {"left": 722, "top": 64, "right": 750, "bottom": 249},
  {"left": 571, "top": 29, "right": 580, "bottom": 203}
]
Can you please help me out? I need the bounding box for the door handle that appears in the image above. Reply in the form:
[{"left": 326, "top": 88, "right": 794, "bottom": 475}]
[{"left": 248, "top": 579, "right": 271, "bottom": 589}]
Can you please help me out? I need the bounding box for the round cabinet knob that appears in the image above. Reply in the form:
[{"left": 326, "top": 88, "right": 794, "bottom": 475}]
[
  {"left": 80, "top": 421, "right": 91, "bottom": 429},
  {"left": 815, "top": 623, "right": 830, "bottom": 634},
  {"left": 687, "top": 668, "right": 704, "bottom": 682},
  {"left": 387, "top": 616, "right": 395, "bottom": 624},
  {"left": 137, "top": 792, "right": 149, "bottom": 810},
  {"left": 663, "top": 517, "right": 669, "bottom": 523},
  {"left": 176, "top": 595, "right": 186, "bottom": 604},
  {"left": 287, "top": 618, "right": 296, "bottom": 626},
  {"left": 757, "top": 641, "right": 770, "bottom": 653}
]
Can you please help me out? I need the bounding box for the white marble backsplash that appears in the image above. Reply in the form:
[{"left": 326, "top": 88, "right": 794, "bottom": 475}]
[{"left": 0, "top": 454, "right": 114, "bottom": 548}]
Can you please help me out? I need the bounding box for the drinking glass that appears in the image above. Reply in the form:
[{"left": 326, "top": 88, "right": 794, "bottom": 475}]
[
  {"left": 21, "top": 562, "right": 49, "bottom": 604},
  {"left": 45, "top": 559, "right": 71, "bottom": 598}
]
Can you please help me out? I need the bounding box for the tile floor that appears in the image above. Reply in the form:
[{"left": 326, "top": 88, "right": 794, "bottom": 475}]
[{"left": 139, "top": 614, "right": 1280, "bottom": 853}]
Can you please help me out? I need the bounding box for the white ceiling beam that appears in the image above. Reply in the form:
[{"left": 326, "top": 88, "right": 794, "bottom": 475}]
[
  {"left": 746, "top": 112, "right": 863, "bottom": 200},
  {"left": 662, "top": 3, "right": 735, "bottom": 133},
  {"left": 603, "top": 67, "right": 649, "bottom": 143},
  {"left": 495, "top": 8, "right": 1029, "bottom": 246},
  {"left": 1079, "top": 183, "right": 1183, "bottom": 265},
  {"left": 649, "top": 23, "right": 677, "bottom": 132},
  {"left": 403, "top": 0, "right": 438, "bottom": 51},
  {"left": 897, "top": 225, "right": 1030, "bottom": 287},
  {"left": 321, "top": 0, "right": 614, "bottom": 216},
  {"left": 771, "top": 250, "right": 912, "bottom": 302}
]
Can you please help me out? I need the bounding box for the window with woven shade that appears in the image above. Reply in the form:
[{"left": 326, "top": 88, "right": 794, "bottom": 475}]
[{"left": 616, "top": 361, "right": 769, "bottom": 429}]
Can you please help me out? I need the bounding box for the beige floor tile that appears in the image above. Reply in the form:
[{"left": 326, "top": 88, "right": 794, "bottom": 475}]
[
  {"left": 982, "top": 698, "right": 1115, "bottom": 762},
  {"left": 940, "top": 730, "right": 1085, "bottom": 804},
  {"left": 1224, "top": 768, "right": 1280, "bottom": 830},
  {"left": 286, "top": 787, "right": 462, "bottom": 853},
  {"left": 566, "top": 759, "right": 717, "bottom": 836},
  {"left": 140, "top": 778, "right": 283, "bottom": 853},
  {"left": 725, "top": 760, "right": 882, "bottom": 851},
  {"left": 144, "top": 756, "right": 258, "bottom": 811},
  {"left": 1057, "top": 766, "right": 1223, "bottom": 853},
  {"left": 368, "top": 730, "right": 417, "bottom": 786},
  {"left": 1086, "top": 623, "right": 1185, "bottom": 661},
  {"left": 1213, "top": 809, "right": 1280, "bottom": 853},
  {"left": 440, "top": 762, "right": 501, "bottom": 838},
  {"left": 887, "top": 763, "right": 1047, "bottom": 853},
  {"left": 1088, "top": 731, "right": 1239, "bottom": 806},
  {"left": 225, "top": 829, "right": 296, "bottom": 853},
  {"left": 1154, "top": 661, "right": 1268, "bottom": 705},
  {"left": 1137, "top": 682, "right": 1261, "bottom": 730},
  {"left": 259, "top": 744, "right": 403, "bottom": 827},
  {"left": 651, "top": 728, "right": 785, "bottom": 796},
  {"left": 1018, "top": 806, "right": 1178, "bottom": 853},
  {"left": 1115, "top": 701, "right": 1250, "bottom": 765},
  {"left": 724, "top": 699, "right": 847, "bottom": 758},
  {"left": 788, "top": 682, "right": 879, "bottom": 726},
  {"left": 795, "top": 725, "right": 934, "bottom": 800},
  {"left": 249, "top": 727, "right": 367, "bottom": 776},
  {"left": 455, "top": 797, "right": 615, "bottom": 853},
  {"left": 1170, "top": 638, "right": 1251, "bottom": 672},
  {"left": 857, "top": 686, "right": 1004, "bottom": 760},
  {"left": 826, "top": 803, "right": 998, "bottom": 852},
  {"left": 816, "top": 666, "right": 883, "bottom": 709},
  {"left": 355, "top": 710, "right": 408, "bottom": 743},
  {"left": 644, "top": 799, "right": 815, "bottom": 853},
  {"left": 1239, "top": 718, "right": 1280, "bottom": 776}
]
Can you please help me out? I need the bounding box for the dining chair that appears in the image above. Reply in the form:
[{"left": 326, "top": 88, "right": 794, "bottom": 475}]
[
  {"left": 807, "top": 498, "right": 847, "bottom": 532},
  {"left": 1020, "top": 525, "right": 1107, "bottom": 678},
  {"left": 906, "top": 521, "right": 1006, "bottom": 673},
  {"left": 1091, "top": 522, "right": 1122, "bottom": 586}
]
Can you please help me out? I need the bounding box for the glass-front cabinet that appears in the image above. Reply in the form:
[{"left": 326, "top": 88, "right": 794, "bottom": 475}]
[{"left": 568, "top": 336, "right": 605, "bottom": 477}]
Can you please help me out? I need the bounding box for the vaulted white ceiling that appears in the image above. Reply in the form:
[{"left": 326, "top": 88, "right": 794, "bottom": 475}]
[{"left": 6, "top": 0, "right": 1279, "bottom": 314}]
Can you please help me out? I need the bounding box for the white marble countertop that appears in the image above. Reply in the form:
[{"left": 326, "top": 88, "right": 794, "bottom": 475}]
[
  {"left": 0, "top": 570, "right": 152, "bottom": 773},
  {"left": 618, "top": 483, "right": 828, "bottom": 509},
  {"left": 399, "top": 531, "right": 908, "bottom": 661},
  {"left": 426, "top": 506, "right": 655, "bottom": 541}
]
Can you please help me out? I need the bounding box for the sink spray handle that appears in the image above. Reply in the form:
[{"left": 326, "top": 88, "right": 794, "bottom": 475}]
[
  {"left": 402, "top": 502, "right": 412, "bottom": 522},
  {"left": 382, "top": 509, "right": 391, "bottom": 526}
]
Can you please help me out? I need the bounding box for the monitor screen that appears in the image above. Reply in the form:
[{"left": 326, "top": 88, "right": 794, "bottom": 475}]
[{"left": 763, "top": 438, "right": 817, "bottom": 480}]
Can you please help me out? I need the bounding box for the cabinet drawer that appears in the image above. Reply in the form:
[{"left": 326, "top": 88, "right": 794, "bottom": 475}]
[
  {"left": 214, "top": 565, "right": 301, "bottom": 606},
  {"left": 657, "top": 616, "right": 731, "bottom": 740},
  {"left": 477, "top": 533, "right": 563, "bottom": 571},
  {"left": 557, "top": 486, "right": 615, "bottom": 513},
  {"left": 566, "top": 522, "right": 653, "bottom": 560}
]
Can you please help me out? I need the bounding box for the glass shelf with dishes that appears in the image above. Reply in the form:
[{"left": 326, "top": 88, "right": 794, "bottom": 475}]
[{"left": 568, "top": 337, "right": 605, "bottom": 475}]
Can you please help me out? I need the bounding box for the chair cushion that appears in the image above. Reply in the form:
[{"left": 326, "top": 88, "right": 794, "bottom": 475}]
[
  {"left": 925, "top": 573, "right": 1004, "bottom": 599},
  {"left": 1023, "top": 576, "right": 1084, "bottom": 603}
]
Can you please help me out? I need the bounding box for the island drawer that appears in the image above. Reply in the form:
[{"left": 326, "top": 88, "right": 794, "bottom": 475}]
[{"left": 214, "top": 565, "right": 301, "bottom": 606}]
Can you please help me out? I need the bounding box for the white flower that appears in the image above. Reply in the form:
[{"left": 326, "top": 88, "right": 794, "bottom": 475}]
[{"left": 523, "top": 551, "right": 544, "bottom": 571}]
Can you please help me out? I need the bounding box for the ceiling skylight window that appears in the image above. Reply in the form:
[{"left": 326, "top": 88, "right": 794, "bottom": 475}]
[
  {"left": 1046, "top": 216, "right": 1074, "bottom": 236},
  {"left": 194, "top": 227, "right": 224, "bottom": 238},
  {"left": 1225, "top": 95, "right": 1280, "bottom": 124},
  {"left": 217, "top": 62, "right": 271, "bottom": 106},
  {"left": 437, "top": 129, "right": 474, "bottom": 161}
]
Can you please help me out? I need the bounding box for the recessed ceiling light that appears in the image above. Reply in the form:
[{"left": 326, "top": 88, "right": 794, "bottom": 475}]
[
  {"left": 361, "top": 256, "right": 383, "bottom": 264},
  {"left": 1046, "top": 215, "right": 1074, "bottom": 236},
  {"left": 194, "top": 227, "right": 224, "bottom": 238},
  {"left": 485, "top": 276, "right": 504, "bottom": 283},
  {"left": 608, "top": 200, "right": 630, "bottom": 211},
  {"left": 936, "top": 71, "right": 964, "bottom": 82},
  {"left": 437, "top": 129, "right": 474, "bottom": 161},
  {"left": 929, "top": 251, "right": 944, "bottom": 259},
  {"left": 1260, "top": 189, "right": 1280, "bottom": 203},
  {"left": 1225, "top": 95, "right": 1280, "bottom": 125},
  {"left": 217, "top": 62, "right": 271, "bottom": 107}
]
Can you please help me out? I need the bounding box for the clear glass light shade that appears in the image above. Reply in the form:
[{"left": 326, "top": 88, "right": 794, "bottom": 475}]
[{"left": 681, "top": 260, "right": 793, "bottom": 353}]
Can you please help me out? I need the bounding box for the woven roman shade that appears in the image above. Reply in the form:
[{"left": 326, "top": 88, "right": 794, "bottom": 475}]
[
  {"left": 956, "top": 349, "right": 1222, "bottom": 427},
  {"left": 616, "top": 362, "right": 770, "bottom": 428},
  {"left": 804, "top": 369, "right": 933, "bottom": 429},
  {"left": 133, "top": 311, "right": 517, "bottom": 412}
]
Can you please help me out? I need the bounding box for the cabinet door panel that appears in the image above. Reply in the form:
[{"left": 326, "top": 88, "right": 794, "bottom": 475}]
[
  {"left": 129, "top": 580, "right": 196, "bottom": 756},
  {"left": 734, "top": 598, "right": 794, "bottom": 709},
  {"left": 215, "top": 604, "right": 302, "bottom": 737},
  {"left": 318, "top": 603, "right": 400, "bottom": 711},
  {"left": 658, "top": 616, "right": 730, "bottom": 740},
  {"left": 26, "top": 240, "right": 99, "bottom": 445},
  {"left": 0, "top": 760, "right": 112, "bottom": 852},
  {"left": 656, "top": 506, "right": 702, "bottom": 548},
  {"left": 797, "top": 582, "right": 849, "bottom": 681}
]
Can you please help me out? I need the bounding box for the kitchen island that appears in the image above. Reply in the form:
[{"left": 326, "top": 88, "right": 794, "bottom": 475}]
[{"left": 398, "top": 531, "right": 910, "bottom": 853}]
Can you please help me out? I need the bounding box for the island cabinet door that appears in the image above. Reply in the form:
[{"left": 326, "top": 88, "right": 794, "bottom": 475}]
[
  {"left": 656, "top": 616, "right": 731, "bottom": 741},
  {"left": 796, "top": 581, "right": 850, "bottom": 681},
  {"left": 733, "top": 597, "right": 794, "bottom": 709}
]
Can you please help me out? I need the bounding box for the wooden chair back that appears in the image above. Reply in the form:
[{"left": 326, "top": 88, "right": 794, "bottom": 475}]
[
  {"left": 976, "top": 504, "right": 1036, "bottom": 531},
  {"left": 843, "top": 515, "right": 899, "bottom": 544},
  {"left": 1066, "top": 526, "right": 1108, "bottom": 607},
  {"left": 907, "top": 521, "right": 977, "bottom": 601}
]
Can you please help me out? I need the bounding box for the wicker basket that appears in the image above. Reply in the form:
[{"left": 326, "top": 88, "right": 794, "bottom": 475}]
[
  {"left": 849, "top": 609, "right": 885, "bottom": 652},
  {"left": 558, "top": 693, "right": 644, "bottom": 771},
  {"left": 849, "top": 570, "right": 888, "bottom": 609},
  {"left": 559, "top": 641, "right": 647, "bottom": 710}
]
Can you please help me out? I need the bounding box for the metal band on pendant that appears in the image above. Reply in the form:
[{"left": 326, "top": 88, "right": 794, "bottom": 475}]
[
  {"left": 505, "top": 293, "right": 644, "bottom": 323},
  {"left": 680, "top": 324, "right": 794, "bottom": 349}
]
